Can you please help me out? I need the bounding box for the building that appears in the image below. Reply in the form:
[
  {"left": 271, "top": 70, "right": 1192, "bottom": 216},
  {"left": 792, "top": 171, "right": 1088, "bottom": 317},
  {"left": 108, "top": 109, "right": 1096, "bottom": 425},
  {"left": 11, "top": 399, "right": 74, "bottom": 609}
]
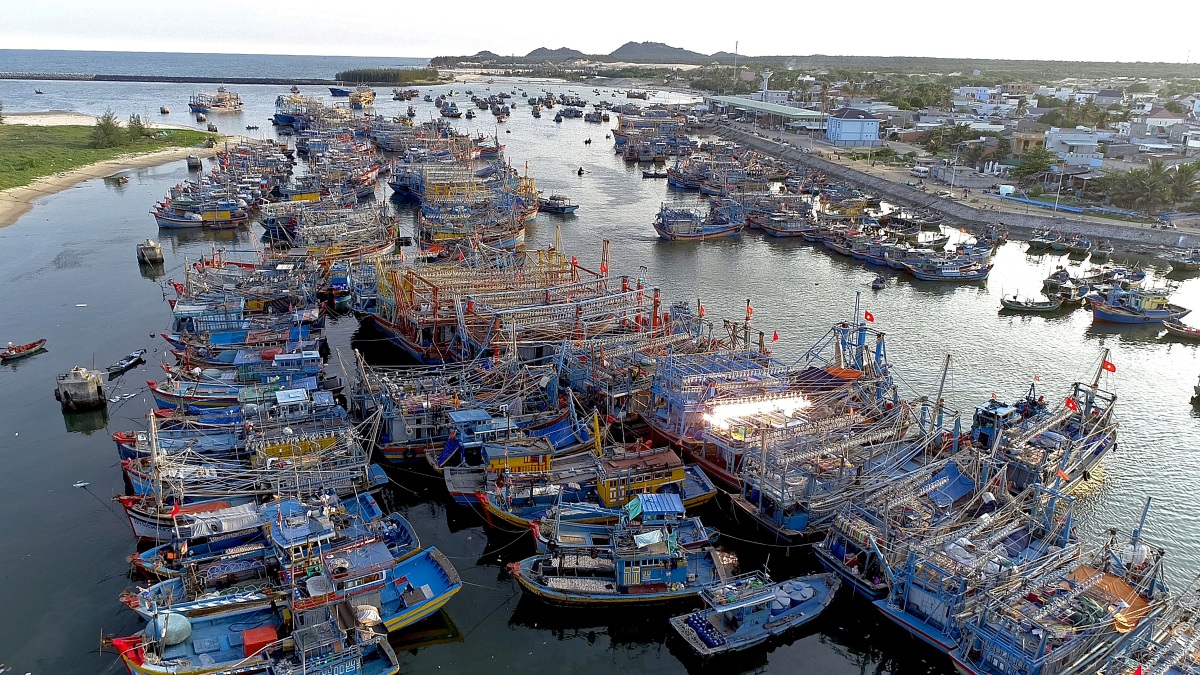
[
  {"left": 1044, "top": 127, "right": 1104, "bottom": 167},
  {"left": 1012, "top": 119, "right": 1049, "bottom": 157},
  {"left": 1001, "top": 83, "right": 1038, "bottom": 96},
  {"left": 745, "top": 90, "right": 791, "bottom": 105},
  {"left": 1093, "top": 89, "right": 1125, "bottom": 107},
  {"left": 826, "top": 108, "right": 880, "bottom": 147},
  {"left": 1141, "top": 108, "right": 1189, "bottom": 133}
]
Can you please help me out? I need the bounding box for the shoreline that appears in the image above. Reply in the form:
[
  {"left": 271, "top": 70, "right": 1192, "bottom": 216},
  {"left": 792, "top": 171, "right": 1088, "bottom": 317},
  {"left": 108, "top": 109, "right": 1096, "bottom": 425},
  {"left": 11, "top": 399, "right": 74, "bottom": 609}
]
[
  {"left": 712, "top": 125, "right": 1197, "bottom": 251},
  {"left": 0, "top": 145, "right": 216, "bottom": 229}
]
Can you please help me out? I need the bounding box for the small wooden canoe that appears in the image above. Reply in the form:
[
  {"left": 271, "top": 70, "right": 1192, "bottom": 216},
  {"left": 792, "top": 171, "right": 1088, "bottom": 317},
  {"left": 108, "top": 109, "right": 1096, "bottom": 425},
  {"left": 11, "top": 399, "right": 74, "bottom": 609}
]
[
  {"left": 1000, "top": 297, "right": 1064, "bottom": 312},
  {"left": 1, "top": 339, "right": 47, "bottom": 361},
  {"left": 1163, "top": 320, "right": 1200, "bottom": 340}
]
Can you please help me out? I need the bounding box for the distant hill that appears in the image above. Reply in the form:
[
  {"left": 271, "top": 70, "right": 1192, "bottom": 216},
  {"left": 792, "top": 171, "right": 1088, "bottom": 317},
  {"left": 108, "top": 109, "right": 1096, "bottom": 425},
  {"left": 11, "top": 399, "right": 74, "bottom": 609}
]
[
  {"left": 473, "top": 51, "right": 500, "bottom": 60},
  {"left": 526, "top": 47, "right": 586, "bottom": 61},
  {"left": 608, "top": 41, "right": 709, "bottom": 64}
]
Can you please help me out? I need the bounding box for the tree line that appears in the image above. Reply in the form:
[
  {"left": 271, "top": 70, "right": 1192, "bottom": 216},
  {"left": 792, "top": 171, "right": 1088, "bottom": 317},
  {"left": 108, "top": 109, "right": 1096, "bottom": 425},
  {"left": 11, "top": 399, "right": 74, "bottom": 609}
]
[{"left": 333, "top": 68, "right": 440, "bottom": 84}]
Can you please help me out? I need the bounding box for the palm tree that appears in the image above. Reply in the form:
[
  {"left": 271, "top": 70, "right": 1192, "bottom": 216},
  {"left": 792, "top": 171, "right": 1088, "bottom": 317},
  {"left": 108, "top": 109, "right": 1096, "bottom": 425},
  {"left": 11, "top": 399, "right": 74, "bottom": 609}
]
[{"left": 1168, "top": 162, "right": 1200, "bottom": 206}]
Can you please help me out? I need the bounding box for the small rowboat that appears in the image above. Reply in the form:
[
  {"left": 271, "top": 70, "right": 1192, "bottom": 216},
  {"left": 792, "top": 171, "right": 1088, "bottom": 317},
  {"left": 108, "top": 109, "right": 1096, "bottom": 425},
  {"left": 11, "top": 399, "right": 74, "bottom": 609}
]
[
  {"left": 1, "top": 339, "right": 47, "bottom": 362},
  {"left": 1000, "top": 296, "right": 1064, "bottom": 312},
  {"left": 107, "top": 349, "right": 147, "bottom": 376},
  {"left": 1163, "top": 319, "right": 1200, "bottom": 340}
]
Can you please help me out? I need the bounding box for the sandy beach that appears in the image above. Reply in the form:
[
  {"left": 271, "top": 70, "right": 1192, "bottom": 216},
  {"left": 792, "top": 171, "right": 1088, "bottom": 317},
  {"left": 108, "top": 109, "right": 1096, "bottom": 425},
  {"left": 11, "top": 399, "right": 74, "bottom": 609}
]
[
  {"left": 4, "top": 110, "right": 195, "bottom": 130},
  {"left": 0, "top": 145, "right": 216, "bottom": 228}
]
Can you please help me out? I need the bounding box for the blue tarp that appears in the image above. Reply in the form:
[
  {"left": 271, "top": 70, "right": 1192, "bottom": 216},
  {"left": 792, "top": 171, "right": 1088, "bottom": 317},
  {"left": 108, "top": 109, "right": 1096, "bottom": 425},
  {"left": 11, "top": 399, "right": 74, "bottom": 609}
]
[{"left": 926, "top": 462, "right": 976, "bottom": 509}]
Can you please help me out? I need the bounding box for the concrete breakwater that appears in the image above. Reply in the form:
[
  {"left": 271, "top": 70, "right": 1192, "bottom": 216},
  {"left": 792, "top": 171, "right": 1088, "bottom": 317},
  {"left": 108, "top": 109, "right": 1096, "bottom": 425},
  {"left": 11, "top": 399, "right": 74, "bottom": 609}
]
[
  {"left": 715, "top": 126, "right": 1195, "bottom": 250},
  {"left": 0, "top": 73, "right": 439, "bottom": 86},
  {"left": 0, "top": 72, "right": 341, "bottom": 85}
]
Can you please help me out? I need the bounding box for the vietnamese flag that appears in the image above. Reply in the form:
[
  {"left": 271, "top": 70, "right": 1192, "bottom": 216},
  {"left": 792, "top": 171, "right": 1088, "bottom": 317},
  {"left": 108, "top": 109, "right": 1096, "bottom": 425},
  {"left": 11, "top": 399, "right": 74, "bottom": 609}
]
[
  {"left": 772, "top": 330, "right": 779, "bottom": 342},
  {"left": 600, "top": 262, "right": 608, "bottom": 274},
  {"left": 864, "top": 310, "right": 875, "bottom": 323},
  {"left": 1056, "top": 468, "right": 1071, "bottom": 482},
  {"left": 1064, "top": 397, "right": 1079, "bottom": 411},
  {"left": 745, "top": 299, "right": 754, "bottom": 322},
  {"left": 571, "top": 256, "right": 578, "bottom": 266},
  {"left": 1133, "top": 665, "right": 1143, "bottom": 675},
  {"left": 1101, "top": 359, "right": 1116, "bottom": 373},
  {"left": 170, "top": 502, "right": 181, "bottom": 518}
]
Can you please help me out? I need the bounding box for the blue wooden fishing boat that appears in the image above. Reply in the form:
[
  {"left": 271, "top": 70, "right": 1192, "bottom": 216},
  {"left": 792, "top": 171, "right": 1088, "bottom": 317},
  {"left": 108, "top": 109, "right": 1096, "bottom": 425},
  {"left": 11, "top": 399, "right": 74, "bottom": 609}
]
[
  {"left": 511, "top": 529, "right": 731, "bottom": 606},
  {"left": 814, "top": 456, "right": 1001, "bottom": 599},
  {"left": 329, "top": 86, "right": 352, "bottom": 97},
  {"left": 1089, "top": 286, "right": 1190, "bottom": 323},
  {"left": 538, "top": 194, "right": 579, "bottom": 214},
  {"left": 479, "top": 460, "right": 717, "bottom": 529},
  {"left": 532, "top": 492, "right": 718, "bottom": 554},
  {"left": 949, "top": 499, "right": 1169, "bottom": 675},
  {"left": 903, "top": 260, "right": 993, "bottom": 281},
  {"left": 874, "top": 485, "right": 1079, "bottom": 655},
  {"left": 115, "top": 602, "right": 402, "bottom": 675},
  {"left": 669, "top": 571, "right": 841, "bottom": 656},
  {"left": 124, "top": 495, "right": 419, "bottom": 617},
  {"left": 653, "top": 200, "right": 745, "bottom": 241}
]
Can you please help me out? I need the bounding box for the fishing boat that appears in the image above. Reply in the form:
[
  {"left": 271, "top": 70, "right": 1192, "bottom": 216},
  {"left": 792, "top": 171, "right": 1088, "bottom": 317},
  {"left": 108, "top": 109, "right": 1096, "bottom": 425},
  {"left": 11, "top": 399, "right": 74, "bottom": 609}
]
[
  {"left": 1028, "top": 231, "right": 1062, "bottom": 250},
  {"left": 107, "top": 349, "right": 147, "bottom": 376},
  {"left": 510, "top": 535, "right": 732, "bottom": 606},
  {"left": 329, "top": 86, "right": 352, "bottom": 97},
  {"left": 871, "top": 275, "right": 886, "bottom": 290},
  {"left": 999, "top": 295, "right": 1064, "bottom": 312},
  {"left": 903, "top": 260, "right": 992, "bottom": 281},
  {"left": 1163, "top": 319, "right": 1200, "bottom": 340},
  {"left": 1, "top": 338, "right": 46, "bottom": 362},
  {"left": 532, "top": 492, "right": 718, "bottom": 554},
  {"left": 949, "top": 500, "right": 1169, "bottom": 675},
  {"left": 187, "top": 87, "right": 243, "bottom": 113},
  {"left": 1089, "top": 286, "right": 1191, "bottom": 323},
  {"left": 1091, "top": 240, "right": 1114, "bottom": 261},
  {"left": 1163, "top": 248, "right": 1200, "bottom": 271},
  {"left": 653, "top": 200, "right": 745, "bottom": 241},
  {"left": 1065, "top": 235, "right": 1094, "bottom": 255},
  {"left": 642, "top": 170, "right": 668, "bottom": 179},
  {"left": 537, "top": 194, "right": 579, "bottom": 214},
  {"left": 669, "top": 571, "right": 841, "bottom": 657}
]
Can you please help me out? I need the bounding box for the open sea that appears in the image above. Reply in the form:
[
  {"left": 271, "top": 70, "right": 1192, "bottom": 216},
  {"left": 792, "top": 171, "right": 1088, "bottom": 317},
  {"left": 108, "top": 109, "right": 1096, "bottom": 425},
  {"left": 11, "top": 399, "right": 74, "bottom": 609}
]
[{"left": 1, "top": 50, "right": 1199, "bottom": 675}]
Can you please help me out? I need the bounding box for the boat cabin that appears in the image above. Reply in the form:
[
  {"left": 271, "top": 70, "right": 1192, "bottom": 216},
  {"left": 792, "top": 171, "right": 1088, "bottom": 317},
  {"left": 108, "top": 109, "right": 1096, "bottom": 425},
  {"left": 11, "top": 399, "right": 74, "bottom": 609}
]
[{"left": 436, "top": 409, "right": 552, "bottom": 472}]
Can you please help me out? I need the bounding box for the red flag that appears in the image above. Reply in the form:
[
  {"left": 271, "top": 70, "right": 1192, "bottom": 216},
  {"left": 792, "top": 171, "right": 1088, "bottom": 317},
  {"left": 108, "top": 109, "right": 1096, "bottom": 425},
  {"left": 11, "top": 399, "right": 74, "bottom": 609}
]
[
  {"left": 864, "top": 310, "right": 875, "bottom": 323},
  {"left": 457, "top": 250, "right": 465, "bottom": 261},
  {"left": 698, "top": 304, "right": 706, "bottom": 318},
  {"left": 1056, "top": 468, "right": 1071, "bottom": 482},
  {"left": 170, "top": 502, "right": 180, "bottom": 518},
  {"left": 571, "top": 256, "right": 578, "bottom": 266},
  {"left": 1101, "top": 359, "right": 1116, "bottom": 373},
  {"left": 1033, "top": 375, "right": 1041, "bottom": 382},
  {"left": 745, "top": 299, "right": 754, "bottom": 322},
  {"left": 600, "top": 262, "right": 608, "bottom": 274},
  {"left": 1133, "top": 665, "right": 1143, "bottom": 675},
  {"left": 1064, "top": 397, "right": 1079, "bottom": 411},
  {"left": 991, "top": 392, "right": 997, "bottom": 400},
  {"left": 772, "top": 330, "right": 779, "bottom": 342}
]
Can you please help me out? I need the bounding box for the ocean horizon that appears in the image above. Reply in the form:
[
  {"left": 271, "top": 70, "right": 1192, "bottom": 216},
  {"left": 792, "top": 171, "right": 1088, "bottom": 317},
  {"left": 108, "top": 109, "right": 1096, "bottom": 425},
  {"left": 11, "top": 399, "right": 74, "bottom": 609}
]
[{"left": 0, "top": 49, "right": 430, "bottom": 80}]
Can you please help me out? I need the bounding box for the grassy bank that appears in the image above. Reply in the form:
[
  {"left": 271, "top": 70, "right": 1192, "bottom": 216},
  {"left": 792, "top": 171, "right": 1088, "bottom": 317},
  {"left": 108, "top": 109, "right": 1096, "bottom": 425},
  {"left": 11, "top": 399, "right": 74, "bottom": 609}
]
[{"left": 0, "top": 125, "right": 210, "bottom": 191}]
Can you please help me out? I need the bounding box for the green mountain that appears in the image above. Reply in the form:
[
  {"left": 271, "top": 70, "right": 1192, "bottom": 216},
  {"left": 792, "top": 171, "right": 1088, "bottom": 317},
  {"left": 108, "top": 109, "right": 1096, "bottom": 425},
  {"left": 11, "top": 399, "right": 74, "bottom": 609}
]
[
  {"left": 607, "top": 41, "right": 709, "bottom": 64},
  {"left": 526, "top": 47, "right": 587, "bottom": 61}
]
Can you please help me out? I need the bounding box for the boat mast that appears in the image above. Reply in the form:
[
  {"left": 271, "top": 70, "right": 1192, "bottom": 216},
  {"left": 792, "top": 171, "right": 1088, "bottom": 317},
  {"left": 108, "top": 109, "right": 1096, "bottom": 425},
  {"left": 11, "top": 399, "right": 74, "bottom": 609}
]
[{"left": 1092, "top": 347, "right": 1111, "bottom": 388}]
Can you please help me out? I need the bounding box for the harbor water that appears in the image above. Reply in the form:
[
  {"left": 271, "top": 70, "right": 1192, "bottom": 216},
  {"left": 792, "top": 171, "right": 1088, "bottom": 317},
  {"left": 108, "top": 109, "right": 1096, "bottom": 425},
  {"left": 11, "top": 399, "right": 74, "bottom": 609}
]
[{"left": 1, "top": 61, "right": 1199, "bottom": 674}]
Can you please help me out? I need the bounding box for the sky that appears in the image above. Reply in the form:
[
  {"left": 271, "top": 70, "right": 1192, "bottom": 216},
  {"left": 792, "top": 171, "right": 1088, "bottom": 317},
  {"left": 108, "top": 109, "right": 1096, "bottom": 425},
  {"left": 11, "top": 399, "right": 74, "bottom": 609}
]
[{"left": 2, "top": 0, "right": 1198, "bottom": 64}]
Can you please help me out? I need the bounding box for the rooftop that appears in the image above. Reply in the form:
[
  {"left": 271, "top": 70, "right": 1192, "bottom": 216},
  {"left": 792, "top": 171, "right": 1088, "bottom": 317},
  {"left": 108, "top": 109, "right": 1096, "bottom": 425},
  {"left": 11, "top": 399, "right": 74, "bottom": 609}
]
[
  {"left": 705, "top": 95, "right": 825, "bottom": 120},
  {"left": 831, "top": 107, "right": 876, "bottom": 120}
]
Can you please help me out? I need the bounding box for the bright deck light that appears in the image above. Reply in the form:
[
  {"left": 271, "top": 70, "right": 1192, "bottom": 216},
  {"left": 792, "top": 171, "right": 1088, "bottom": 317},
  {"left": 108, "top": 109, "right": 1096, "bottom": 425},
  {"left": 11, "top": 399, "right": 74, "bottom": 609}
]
[{"left": 704, "top": 395, "right": 811, "bottom": 429}]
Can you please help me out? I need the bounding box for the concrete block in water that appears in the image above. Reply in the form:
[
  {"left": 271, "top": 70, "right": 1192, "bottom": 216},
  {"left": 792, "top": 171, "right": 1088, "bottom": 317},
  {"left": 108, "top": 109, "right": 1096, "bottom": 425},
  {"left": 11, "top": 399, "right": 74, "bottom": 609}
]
[{"left": 55, "top": 366, "right": 107, "bottom": 412}]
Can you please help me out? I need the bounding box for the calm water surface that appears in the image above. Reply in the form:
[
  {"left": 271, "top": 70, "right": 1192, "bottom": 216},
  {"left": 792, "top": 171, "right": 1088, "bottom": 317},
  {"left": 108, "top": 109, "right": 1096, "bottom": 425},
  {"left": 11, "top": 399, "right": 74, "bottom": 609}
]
[{"left": 0, "top": 74, "right": 1198, "bottom": 675}]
